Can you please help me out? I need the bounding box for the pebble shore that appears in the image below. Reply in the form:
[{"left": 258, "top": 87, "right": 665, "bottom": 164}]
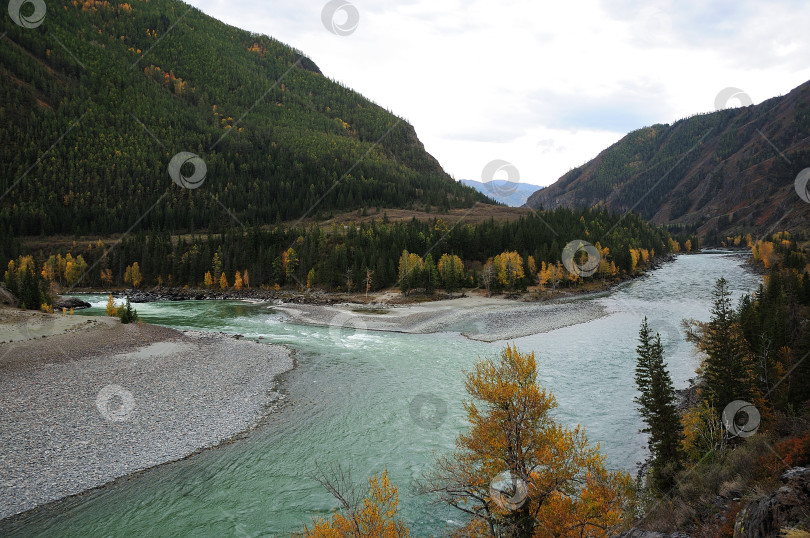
[{"left": 0, "top": 315, "right": 293, "bottom": 520}]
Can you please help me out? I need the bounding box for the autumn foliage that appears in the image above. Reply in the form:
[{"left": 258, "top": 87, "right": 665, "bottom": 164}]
[
  {"left": 302, "top": 471, "right": 409, "bottom": 537},
  {"left": 760, "top": 431, "right": 810, "bottom": 474},
  {"left": 423, "top": 345, "right": 633, "bottom": 536}
]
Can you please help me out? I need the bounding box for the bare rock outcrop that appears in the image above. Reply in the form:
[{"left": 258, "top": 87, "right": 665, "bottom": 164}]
[{"left": 733, "top": 467, "right": 810, "bottom": 537}]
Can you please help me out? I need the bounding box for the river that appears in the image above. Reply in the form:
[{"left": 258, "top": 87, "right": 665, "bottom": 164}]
[{"left": 4, "top": 252, "right": 760, "bottom": 536}]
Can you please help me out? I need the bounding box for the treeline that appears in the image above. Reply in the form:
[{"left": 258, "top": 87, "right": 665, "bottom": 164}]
[
  {"left": 6, "top": 208, "right": 674, "bottom": 296},
  {"left": 0, "top": 0, "right": 486, "bottom": 237}
]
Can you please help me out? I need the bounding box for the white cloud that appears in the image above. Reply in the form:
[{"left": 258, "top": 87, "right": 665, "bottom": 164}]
[{"left": 186, "top": 0, "right": 810, "bottom": 187}]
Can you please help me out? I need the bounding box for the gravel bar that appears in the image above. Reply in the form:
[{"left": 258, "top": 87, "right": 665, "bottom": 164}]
[
  {"left": 274, "top": 295, "right": 607, "bottom": 342},
  {"left": 0, "top": 318, "right": 293, "bottom": 520}
]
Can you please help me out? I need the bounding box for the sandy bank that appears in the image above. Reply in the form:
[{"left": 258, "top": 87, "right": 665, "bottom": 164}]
[
  {"left": 0, "top": 307, "right": 293, "bottom": 520},
  {"left": 273, "top": 294, "right": 606, "bottom": 342}
]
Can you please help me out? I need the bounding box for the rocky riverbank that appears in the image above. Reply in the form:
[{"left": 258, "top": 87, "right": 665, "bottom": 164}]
[{"left": 0, "top": 306, "right": 293, "bottom": 521}]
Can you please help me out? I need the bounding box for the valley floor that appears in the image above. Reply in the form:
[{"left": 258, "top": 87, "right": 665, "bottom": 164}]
[{"left": 0, "top": 306, "right": 293, "bottom": 520}]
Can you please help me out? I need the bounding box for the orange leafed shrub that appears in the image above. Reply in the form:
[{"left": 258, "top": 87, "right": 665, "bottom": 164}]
[{"left": 761, "top": 432, "right": 810, "bottom": 474}]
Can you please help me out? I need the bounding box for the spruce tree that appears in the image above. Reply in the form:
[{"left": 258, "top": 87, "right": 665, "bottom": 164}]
[
  {"left": 634, "top": 318, "right": 654, "bottom": 414},
  {"left": 702, "top": 278, "right": 759, "bottom": 408},
  {"left": 635, "top": 317, "right": 684, "bottom": 492},
  {"left": 648, "top": 333, "right": 684, "bottom": 490},
  {"left": 119, "top": 297, "right": 139, "bottom": 324}
]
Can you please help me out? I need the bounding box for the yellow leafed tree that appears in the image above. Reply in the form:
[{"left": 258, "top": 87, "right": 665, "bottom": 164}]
[
  {"left": 302, "top": 470, "right": 409, "bottom": 537},
  {"left": 537, "top": 261, "right": 552, "bottom": 290},
  {"left": 65, "top": 255, "right": 89, "bottom": 286},
  {"left": 123, "top": 262, "right": 142, "bottom": 287},
  {"left": 493, "top": 251, "right": 524, "bottom": 290},
  {"left": 437, "top": 254, "right": 464, "bottom": 292},
  {"left": 668, "top": 238, "right": 681, "bottom": 253},
  {"left": 219, "top": 272, "right": 229, "bottom": 289},
  {"left": 234, "top": 270, "right": 243, "bottom": 290},
  {"left": 550, "top": 261, "right": 564, "bottom": 290},
  {"left": 307, "top": 268, "right": 316, "bottom": 290},
  {"left": 756, "top": 241, "right": 776, "bottom": 269},
  {"left": 105, "top": 294, "right": 119, "bottom": 317},
  {"left": 423, "top": 345, "right": 633, "bottom": 536},
  {"left": 41, "top": 256, "right": 58, "bottom": 283},
  {"left": 282, "top": 247, "right": 299, "bottom": 281}
]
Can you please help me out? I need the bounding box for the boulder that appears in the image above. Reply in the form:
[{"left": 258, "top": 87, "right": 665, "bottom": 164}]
[
  {"left": 53, "top": 296, "right": 92, "bottom": 310},
  {"left": 733, "top": 467, "right": 810, "bottom": 537},
  {"left": 119, "top": 289, "right": 159, "bottom": 303},
  {"left": 0, "top": 284, "right": 17, "bottom": 306}
]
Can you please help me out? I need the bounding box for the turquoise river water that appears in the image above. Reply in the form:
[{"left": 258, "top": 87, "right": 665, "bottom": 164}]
[{"left": 3, "top": 253, "right": 761, "bottom": 536}]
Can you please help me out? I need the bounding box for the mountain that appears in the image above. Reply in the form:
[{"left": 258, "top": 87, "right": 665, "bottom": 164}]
[
  {"left": 525, "top": 80, "right": 810, "bottom": 238},
  {"left": 0, "top": 0, "right": 487, "bottom": 237},
  {"left": 459, "top": 179, "right": 541, "bottom": 207}
]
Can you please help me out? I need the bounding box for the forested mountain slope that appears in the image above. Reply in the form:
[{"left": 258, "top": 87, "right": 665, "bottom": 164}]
[
  {"left": 526, "top": 80, "right": 810, "bottom": 238},
  {"left": 0, "top": 0, "right": 486, "bottom": 237}
]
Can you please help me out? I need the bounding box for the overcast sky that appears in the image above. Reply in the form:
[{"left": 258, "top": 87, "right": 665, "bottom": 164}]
[{"left": 186, "top": 0, "right": 810, "bottom": 188}]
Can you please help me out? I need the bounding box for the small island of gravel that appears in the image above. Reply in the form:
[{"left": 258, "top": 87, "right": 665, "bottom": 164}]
[
  {"left": 274, "top": 294, "right": 608, "bottom": 342},
  {"left": 0, "top": 307, "right": 293, "bottom": 520}
]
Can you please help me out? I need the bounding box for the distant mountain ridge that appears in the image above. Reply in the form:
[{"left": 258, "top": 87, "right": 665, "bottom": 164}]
[
  {"left": 0, "top": 0, "right": 486, "bottom": 236},
  {"left": 459, "top": 179, "right": 542, "bottom": 207},
  {"left": 525, "top": 80, "right": 810, "bottom": 237}
]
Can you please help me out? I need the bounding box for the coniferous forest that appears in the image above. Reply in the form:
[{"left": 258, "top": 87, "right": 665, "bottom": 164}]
[
  {"left": 4, "top": 208, "right": 676, "bottom": 293},
  {"left": 0, "top": 0, "right": 486, "bottom": 240}
]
